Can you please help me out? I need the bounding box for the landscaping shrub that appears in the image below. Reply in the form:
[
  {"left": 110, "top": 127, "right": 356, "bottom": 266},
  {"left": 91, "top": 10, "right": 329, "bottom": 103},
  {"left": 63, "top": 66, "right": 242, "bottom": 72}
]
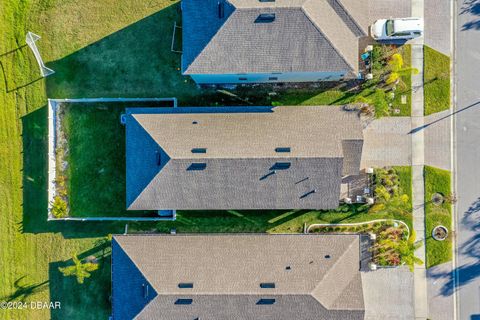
[
  {"left": 373, "top": 167, "right": 411, "bottom": 206},
  {"left": 52, "top": 196, "right": 68, "bottom": 218},
  {"left": 369, "top": 203, "right": 386, "bottom": 213}
]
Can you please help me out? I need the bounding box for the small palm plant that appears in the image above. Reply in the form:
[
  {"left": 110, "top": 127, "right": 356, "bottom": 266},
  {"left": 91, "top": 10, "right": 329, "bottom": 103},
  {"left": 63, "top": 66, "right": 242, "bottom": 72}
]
[
  {"left": 398, "top": 238, "right": 424, "bottom": 271},
  {"left": 386, "top": 53, "right": 419, "bottom": 87},
  {"left": 58, "top": 253, "right": 99, "bottom": 284}
]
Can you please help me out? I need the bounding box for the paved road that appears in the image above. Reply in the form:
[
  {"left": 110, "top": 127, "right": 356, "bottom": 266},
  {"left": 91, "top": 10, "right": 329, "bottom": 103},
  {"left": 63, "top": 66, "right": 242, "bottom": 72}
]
[{"left": 455, "top": 0, "right": 480, "bottom": 319}]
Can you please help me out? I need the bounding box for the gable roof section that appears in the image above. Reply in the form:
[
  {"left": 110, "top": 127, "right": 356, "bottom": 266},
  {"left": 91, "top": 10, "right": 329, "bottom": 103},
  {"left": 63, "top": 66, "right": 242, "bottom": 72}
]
[
  {"left": 342, "top": 139, "right": 364, "bottom": 176},
  {"left": 312, "top": 237, "right": 364, "bottom": 310},
  {"left": 125, "top": 113, "right": 170, "bottom": 206},
  {"left": 181, "top": 0, "right": 235, "bottom": 73},
  {"left": 111, "top": 239, "right": 158, "bottom": 320},
  {"left": 112, "top": 234, "right": 365, "bottom": 320},
  {"left": 125, "top": 106, "right": 364, "bottom": 210},
  {"left": 182, "top": 0, "right": 360, "bottom": 75},
  {"left": 333, "top": 0, "right": 369, "bottom": 34},
  {"left": 302, "top": 0, "right": 360, "bottom": 71}
]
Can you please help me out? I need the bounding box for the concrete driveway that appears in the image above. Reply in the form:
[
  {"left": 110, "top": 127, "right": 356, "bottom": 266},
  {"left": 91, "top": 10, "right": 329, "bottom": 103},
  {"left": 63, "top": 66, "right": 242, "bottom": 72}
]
[
  {"left": 361, "top": 113, "right": 451, "bottom": 170},
  {"left": 427, "top": 262, "right": 455, "bottom": 320},
  {"left": 362, "top": 267, "right": 414, "bottom": 320},
  {"left": 424, "top": 0, "right": 451, "bottom": 55},
  {"left": 338, "top": 0, "right": 411, "bottom": 36},
  {"left": 361, "top": 117, "right": 412, "bottom": 169}
]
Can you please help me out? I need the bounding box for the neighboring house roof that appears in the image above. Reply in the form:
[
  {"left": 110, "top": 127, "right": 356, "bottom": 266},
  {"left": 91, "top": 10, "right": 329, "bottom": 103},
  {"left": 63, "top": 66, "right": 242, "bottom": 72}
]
[
  {"left": 111, "top": 234, "right": 365, "bottom": 320},
  {"left": 125, "top": 106, "right": 363, "bottom": 210},
  {"left": 181, "top": 0, "right": 361, "bottom": 75}
]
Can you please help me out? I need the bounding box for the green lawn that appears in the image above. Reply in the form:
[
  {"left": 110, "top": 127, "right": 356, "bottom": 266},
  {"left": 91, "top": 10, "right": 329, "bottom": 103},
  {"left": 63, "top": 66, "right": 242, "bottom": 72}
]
[
  {"left": 57, "top": 102, "right": 164, "bottom": 217},
  {"left": 424, "top": 46, "right": 451, "bottom": 115},
  {"left": 39, "top": 0, "right": 412, "bottom": 115},
  {"left": 141, "top": 203, "right": 411, "bottom": 235},
  {"left": 270, "top": 45, "right": 412, "bottom": 116},
  {"left": 424, "top": 166, "right": 452, "bottom": 268},
  {"left": 396, "top": 166, "right": 413, "bottom": 202},
  {"left": 0, "top": 1, "right": 158, "bottom": 319},
  {"left": 0, "top": 0, "right": 414, "bottom": 319}
]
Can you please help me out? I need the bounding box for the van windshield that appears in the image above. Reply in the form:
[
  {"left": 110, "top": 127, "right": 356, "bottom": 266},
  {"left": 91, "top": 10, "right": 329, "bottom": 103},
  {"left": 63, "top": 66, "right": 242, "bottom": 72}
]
[{"left": 386, "top": 20, "right": 394, "bottom": 36}]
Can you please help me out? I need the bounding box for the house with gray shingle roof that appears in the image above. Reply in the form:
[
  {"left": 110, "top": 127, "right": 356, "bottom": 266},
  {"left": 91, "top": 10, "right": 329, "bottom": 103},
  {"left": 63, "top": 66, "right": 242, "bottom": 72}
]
[
  {"left": 181, "top": 0, "right": 368, "bottom": 84},
  {"left": 125, "top": 106, "right": 363, "bottom": 211},
  {"left": 111, "top": 234, "right": 366, "bottom": 320}
]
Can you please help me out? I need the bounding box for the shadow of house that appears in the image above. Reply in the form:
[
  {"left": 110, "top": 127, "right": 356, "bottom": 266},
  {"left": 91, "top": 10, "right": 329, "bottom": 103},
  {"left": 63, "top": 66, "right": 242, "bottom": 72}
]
[
  {"left": 49, "top": 246, "right": 112, "bottom": 320},
  {"left": 45, "top": 3, "right": 200, "bottom": 100},
  {"left": 21, "top": 106, "right": 126, "bottom": 237},
  {"left": 22, "top": 106, "right": 48, "bottom": 233},
  {"left": 42, "top": 2, "right": 374, "bottom": 107}
]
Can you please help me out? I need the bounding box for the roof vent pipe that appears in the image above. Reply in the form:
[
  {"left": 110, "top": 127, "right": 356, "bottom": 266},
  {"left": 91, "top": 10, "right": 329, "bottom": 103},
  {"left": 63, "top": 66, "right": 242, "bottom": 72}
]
[{"left": 218, "top": 2, "right": 224, "bottom": 18}]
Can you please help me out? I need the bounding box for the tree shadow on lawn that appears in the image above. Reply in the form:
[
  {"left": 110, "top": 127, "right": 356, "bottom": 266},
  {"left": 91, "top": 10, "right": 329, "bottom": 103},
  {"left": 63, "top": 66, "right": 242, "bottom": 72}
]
[
  {"left": 49, "top": 245, "right": 112, "bottom": 320},
  {"left": 21, "top": 106, "right": 125, "bottom": 238},
  {"left": 460, "top": 0, "right": 480, "bottom": 31}
]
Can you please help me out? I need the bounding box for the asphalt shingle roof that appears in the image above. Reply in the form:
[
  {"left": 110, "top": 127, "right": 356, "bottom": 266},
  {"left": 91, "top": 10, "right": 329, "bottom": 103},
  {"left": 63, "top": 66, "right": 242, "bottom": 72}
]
[
  {"left": 112, "top": 234, "right": 365, "bottom": 320},
  {"left": 181, "top": 0, "right": 360, "bottom": 75},
  {"left": 125, "top": 106, "right": 363, "bottom": 210}
]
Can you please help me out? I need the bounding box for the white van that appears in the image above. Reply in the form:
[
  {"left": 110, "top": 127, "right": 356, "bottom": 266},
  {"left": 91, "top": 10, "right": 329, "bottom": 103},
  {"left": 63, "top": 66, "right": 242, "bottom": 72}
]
[{"left": 371, "top": 18, "right": 424, "bottom": 41}]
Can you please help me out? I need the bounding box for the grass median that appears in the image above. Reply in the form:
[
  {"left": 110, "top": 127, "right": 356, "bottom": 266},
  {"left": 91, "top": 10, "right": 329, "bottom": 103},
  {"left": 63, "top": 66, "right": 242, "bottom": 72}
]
[
  {"left": 424, "top": 46, "right": 451, "bottom": 116},
  {"left": 424, "top": 166, "right": 452, "bottom": 268}
]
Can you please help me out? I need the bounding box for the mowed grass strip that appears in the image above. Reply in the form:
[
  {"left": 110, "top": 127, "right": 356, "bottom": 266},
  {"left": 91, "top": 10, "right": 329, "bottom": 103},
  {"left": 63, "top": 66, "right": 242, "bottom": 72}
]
[
  {"left": 424, "top": 46, "right": 451, "bottom": 115},
  {"left": 59, "top": 102, "right": 157, "bottom": 217},
  {"left": 424, "top": 166, "right": 452, "bottom": 268},
  {"left": 0, "top": 1, "right": 169, "bottom": 319}
]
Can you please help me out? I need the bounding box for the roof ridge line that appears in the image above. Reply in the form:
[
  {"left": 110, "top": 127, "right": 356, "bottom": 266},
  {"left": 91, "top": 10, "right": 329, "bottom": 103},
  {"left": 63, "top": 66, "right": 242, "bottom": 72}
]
[
  {"left": 301, "top": 0, "right": 357, "bottom": 73},
  {"left": 309, "top": 237, "right": 359, "bottom": 307},
  {"left": 327, "top": 0, "right": 366, "bottom": 36},
  {"left": 327, "top": 273, "right": 365, "bottom": 311}
]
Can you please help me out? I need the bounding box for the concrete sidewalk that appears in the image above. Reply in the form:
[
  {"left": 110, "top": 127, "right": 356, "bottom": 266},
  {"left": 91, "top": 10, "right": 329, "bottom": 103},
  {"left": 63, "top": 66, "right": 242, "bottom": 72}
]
[{"left": 410, "top": 41, "right": 429, "bottom": 319}]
